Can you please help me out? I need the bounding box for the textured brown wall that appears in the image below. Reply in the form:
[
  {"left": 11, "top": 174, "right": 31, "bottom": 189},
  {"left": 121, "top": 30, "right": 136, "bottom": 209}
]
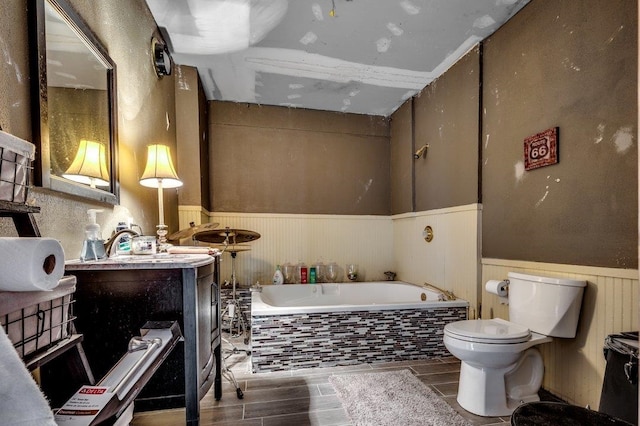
[
  {"left": 176, "top": 65, "right": 210, "bottom": 210},
  {"left": 198, "top": 76, "right": 211, "bottom": 212},
  {"left": 0, "top": 1, "right": 33, "bottom": 138},
  {"left": 66, "top": 1, "right": 182, "bottom": 236},
  {"left": 0, "top": 0, "right": 179, "bottom": 254},
  {"left": 390, "top": 101, "right": 414, "bottom": 214},
  {"left": 414, "top": 46, "right": 481, "bottom": 211},
  {"left": 210, "top": 102, "right": 390, "bottom": 215},
  {"left": 482, "top": 0, "right": 637, "bottom": 268}
]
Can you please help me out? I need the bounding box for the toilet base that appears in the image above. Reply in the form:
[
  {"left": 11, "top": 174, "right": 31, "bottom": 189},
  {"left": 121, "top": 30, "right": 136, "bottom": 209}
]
[{"left": 457, "top": 348, "right": 545, "bottom": 417}]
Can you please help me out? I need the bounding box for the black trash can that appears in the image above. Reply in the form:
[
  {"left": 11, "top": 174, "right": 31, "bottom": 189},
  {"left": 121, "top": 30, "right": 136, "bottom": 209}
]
[
  {"left": 599, "top": 331, "right": 638, "bottom": 425},
  {"left": 512, "top": 402, "right": 634, "bottom": 425}
]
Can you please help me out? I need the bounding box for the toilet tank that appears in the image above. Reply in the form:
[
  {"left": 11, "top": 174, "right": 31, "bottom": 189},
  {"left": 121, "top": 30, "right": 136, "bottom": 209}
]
[{"left": 508, "top": 272, "right": 586, "bottom": 338}]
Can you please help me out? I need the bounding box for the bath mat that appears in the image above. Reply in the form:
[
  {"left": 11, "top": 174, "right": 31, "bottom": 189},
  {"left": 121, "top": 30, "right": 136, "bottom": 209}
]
[{"left": 329, "top": 369, "right": 470, "bottom": 426}]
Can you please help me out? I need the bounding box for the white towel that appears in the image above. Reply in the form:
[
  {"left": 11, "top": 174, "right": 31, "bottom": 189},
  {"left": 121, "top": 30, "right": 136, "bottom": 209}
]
[{"left": 0, "top": 326, "right": 56, "bottom": 425}]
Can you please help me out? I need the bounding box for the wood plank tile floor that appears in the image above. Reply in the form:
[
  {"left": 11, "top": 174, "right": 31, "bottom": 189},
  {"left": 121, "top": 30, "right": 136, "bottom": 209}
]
[{"left": 131, "top": 336, "right": 512, "bottom": 426}]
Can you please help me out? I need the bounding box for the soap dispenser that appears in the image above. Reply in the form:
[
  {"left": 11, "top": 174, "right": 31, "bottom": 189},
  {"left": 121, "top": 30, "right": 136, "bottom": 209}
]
[{"left": 80, "top": 209, "right": 106, "bottom": 261}]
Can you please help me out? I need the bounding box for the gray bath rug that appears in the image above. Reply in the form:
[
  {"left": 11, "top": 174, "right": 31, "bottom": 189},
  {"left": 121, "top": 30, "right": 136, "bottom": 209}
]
[{"left": 329, "top": 369, "right": 471, "bottom": 426}]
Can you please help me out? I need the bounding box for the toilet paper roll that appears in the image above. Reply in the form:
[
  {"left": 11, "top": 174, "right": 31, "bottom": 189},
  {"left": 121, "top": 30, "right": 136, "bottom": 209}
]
[
  {"left": 485, "top": 279, "right": 509, "bottom": 297},
  {"left": 0, "top": 238, "right": 65, "bottom": 291}
]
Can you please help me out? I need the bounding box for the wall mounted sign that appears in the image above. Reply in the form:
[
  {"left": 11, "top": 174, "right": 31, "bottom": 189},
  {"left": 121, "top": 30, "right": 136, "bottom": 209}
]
[{"left": 524, "top": 127, "right": 558, "bottom": 171}]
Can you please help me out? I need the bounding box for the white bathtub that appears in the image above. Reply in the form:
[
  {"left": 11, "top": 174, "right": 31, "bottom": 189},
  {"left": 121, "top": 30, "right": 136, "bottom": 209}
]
[
  {"left": 251, "top": 281, "right": 468, "bottom": 315},
  {"left": 250, "top": 281, "right": 469, "bottom": 372}
]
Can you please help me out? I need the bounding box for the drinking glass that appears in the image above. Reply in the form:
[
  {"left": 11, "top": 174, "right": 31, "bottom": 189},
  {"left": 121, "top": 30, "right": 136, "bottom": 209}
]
[
  {"left": 313, "top": 262, "right": 325, "bottom": 283},
  {"left": 326, "top": 262, "right": 338, "bottom": 283},
  {"left": 282, "top": 263, "right": 295, "bottom": 284},
  {"left": 347, "top": 264, "right": 358, "bottom": 281}
]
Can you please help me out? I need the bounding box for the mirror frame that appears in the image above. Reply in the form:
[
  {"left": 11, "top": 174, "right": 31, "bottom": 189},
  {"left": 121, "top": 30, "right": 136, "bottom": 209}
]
[{"left": 29, "top": 0, "right": 119, "bottom": 204}]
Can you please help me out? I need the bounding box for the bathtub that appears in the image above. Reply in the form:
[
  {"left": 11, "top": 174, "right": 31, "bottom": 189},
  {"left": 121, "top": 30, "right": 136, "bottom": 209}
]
[
  {"left": 251, "top": 281, "right": 465, "bottom": 315},
  {"left": 250, "top": 281, "right": 468, "bottom": 373}
]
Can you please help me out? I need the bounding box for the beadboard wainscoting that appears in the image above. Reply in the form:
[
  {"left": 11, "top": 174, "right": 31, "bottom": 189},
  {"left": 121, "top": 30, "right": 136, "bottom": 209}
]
[
  {"left": 392, "top": 204, "right": 482, "bottom": 319},
  {"left": 179, "top": 205, "right": 211, "bottom": 231},
  {"left": 180, "top": 207, "right": 394, "bottom": 286},
  {"left": 481, "top": 258, "right": 639, "bottom": 410},
  {"left": 179, "top": 204, "right": 482, "bottom": 317}
]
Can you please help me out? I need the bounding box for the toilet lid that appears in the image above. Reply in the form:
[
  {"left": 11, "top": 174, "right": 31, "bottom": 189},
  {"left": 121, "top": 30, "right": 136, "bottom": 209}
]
[{"left": 445, "top": 318, "right": 532, "bottom": 344}]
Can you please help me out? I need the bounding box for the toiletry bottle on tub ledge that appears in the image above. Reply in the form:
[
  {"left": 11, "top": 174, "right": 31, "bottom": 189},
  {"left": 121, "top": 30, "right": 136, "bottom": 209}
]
[
  {"left": 298, "top": 262, "right": 308, "bottom": 283},
  {"left": 273, "top": 265, "right": 284, "bottom": 285}
]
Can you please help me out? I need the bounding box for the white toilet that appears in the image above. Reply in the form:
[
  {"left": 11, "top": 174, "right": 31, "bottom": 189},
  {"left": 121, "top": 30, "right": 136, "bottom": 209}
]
[{"left": 443, "top": 272, "right": 586, "bottom": 417}]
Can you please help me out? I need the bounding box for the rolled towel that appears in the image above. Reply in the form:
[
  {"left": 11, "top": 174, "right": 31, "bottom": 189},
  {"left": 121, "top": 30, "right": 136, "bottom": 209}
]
[
  {"left": 0, "top": 238, "right": 65, "bottom": 291},
  {"left": 0, "top": 326, "right": 56, "bottom": 425}
]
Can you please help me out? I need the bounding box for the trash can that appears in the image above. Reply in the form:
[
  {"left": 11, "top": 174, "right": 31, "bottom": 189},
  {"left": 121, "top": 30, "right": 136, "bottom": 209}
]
[
  {"left": 512, "top": 401, "right": 634, "bottom": 425},
  {"left": 599, "top": 331, "right": 638, "bottom": 425}
]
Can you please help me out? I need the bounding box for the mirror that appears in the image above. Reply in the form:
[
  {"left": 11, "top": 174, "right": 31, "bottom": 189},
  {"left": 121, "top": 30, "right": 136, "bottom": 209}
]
[{"left": 29, "top": 0, "right": 119, "bottom": 203}]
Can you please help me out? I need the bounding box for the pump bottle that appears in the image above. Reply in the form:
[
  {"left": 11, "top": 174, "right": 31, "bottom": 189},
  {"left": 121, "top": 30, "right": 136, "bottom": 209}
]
[{"left": 80, "top": 209, "right": 106, "bottom": 261}]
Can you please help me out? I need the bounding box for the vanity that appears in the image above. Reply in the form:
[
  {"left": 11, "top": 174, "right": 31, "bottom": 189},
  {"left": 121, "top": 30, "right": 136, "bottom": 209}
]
[{"left": 64, "top": 254, "right": 221, "bottom": 426}]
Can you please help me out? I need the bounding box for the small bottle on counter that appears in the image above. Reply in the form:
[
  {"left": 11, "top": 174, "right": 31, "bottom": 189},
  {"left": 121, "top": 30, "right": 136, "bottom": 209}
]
[
  {"left": 273, "top": 265, "right": 284, "bottom": 285},
  {"left": 309, "top": 267, "right": 317, "bottom": 284},
  {"left": 299, "top": 262, "right": 308, "bottom": 284},
  {"left": 114, "top": 221, "right": 132, "bottom": 255}
]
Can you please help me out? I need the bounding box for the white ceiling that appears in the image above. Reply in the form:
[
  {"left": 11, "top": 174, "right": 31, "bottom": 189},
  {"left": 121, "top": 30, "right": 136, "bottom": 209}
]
[{"left": 146, "top": 0, "right": 530, "bottom": 117}]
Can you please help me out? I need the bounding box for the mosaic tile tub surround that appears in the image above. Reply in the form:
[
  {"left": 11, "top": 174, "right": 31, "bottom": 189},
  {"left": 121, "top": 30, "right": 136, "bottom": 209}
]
[{"left": 251, "top": 306, "right": 467, "bottom": 373}]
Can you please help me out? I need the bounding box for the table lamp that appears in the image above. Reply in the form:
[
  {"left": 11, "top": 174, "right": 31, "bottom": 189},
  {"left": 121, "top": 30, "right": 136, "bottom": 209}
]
[
  {"left": 139, "top": 144, "right": 183, "bottom": 250},
  {"left": 62, "top": 139, "right": 110, "bottom": 188}
]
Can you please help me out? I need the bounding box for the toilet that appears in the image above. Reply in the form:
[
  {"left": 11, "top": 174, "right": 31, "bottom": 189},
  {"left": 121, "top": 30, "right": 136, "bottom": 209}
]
[{"left": 443, "top": 272, "right": 586, "bottom": 417}]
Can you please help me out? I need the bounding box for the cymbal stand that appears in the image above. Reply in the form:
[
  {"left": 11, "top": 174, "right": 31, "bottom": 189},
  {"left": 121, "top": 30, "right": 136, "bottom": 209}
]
[
  {"left": 219, "top": 229, "right": 250, "bottom": 352},
  {"left": 221, "top": 252, "right": 250, "bottom": 342},
  {"left": 220, "top": 354, "right": 244, "bottom": 399}
]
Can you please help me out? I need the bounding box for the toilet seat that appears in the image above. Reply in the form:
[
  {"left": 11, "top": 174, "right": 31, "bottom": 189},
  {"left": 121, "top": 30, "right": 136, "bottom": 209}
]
[{"left": 445, "top": 318, "right": 531, "bottom": 344}]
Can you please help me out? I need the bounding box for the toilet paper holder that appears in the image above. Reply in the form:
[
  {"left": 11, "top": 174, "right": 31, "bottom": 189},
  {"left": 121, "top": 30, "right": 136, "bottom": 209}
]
[{"left": 485, "top": 279, "right": 509, "bottom": 304}]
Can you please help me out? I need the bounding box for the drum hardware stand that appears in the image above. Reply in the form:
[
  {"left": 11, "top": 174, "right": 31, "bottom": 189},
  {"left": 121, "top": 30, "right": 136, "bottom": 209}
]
[
  {"left": 220, "top": 251, "right": 250, "bottom": 344},
  {"left": 192, "top": 226, "right": 257, "bottom": 399},
  {"left": 220, "top": 348, "right": 245, "bottom": 399},
  {"left": 214, "top": 230, "right": 250, "bottom": 404},
  {"left": 191, "top": 226, "right": 250, "bottom": 346}
]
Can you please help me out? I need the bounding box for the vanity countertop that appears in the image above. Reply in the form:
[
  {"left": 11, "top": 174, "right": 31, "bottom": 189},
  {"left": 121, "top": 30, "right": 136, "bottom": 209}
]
[{"left": 65, "top": 253, "right": 217, "bottom": 270}]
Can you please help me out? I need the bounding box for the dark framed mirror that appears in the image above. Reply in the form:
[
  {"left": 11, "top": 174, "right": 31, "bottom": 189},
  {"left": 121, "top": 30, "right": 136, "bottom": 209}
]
[{"left": 29, "top": 0, "right": 119, "bottom": 204}]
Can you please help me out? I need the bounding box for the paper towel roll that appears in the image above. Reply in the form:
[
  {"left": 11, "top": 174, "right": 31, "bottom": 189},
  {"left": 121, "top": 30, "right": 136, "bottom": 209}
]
[
  {"left": 0, "top": 238, "right": 65, "bottom": 291},
  {"left": 485, "top": 279, "right": 509, "bottom": 297}
]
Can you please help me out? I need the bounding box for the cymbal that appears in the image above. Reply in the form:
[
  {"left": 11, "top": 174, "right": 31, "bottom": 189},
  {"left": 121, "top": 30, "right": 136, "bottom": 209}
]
[
  {"left": 168, "top": 222, "right": 220, "bottom": 241},
  {"left": 194, "top": 228, "right": 261, "bottom": 244}
]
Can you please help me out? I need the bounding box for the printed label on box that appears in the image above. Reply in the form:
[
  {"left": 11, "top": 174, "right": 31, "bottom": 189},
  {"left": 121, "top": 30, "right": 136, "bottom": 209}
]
[{"left": 54, "top": 386, "right": 114, "bottom": 425}]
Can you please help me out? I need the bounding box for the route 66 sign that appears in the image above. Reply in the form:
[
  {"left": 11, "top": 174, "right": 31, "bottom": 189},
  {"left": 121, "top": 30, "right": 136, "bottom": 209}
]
[{"left": 524, "top": 127, "right": 558, "bottom": 171}]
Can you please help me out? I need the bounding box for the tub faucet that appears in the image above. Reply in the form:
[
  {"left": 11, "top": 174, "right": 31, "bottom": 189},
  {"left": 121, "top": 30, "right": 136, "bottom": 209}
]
[
  {"left": 423, "top": 282, "right": 456, "bottom": 301},
  {"left": 104, "top": 229, "right": 140, "bottom": 256}
]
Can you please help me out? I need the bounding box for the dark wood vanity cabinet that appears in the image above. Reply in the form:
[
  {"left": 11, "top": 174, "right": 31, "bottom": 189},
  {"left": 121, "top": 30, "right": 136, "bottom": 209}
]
[{"left": 64, "top": 255, "right": 221, "bottom": 425}]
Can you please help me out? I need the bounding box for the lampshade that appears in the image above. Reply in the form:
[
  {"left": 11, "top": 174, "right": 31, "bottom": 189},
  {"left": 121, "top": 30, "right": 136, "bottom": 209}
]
[
  {"left": 139, "top": 144, "right": 183, "bottom": 188},
  {"left": 62, "top": 139, "right": 110, "bottom": 187}
]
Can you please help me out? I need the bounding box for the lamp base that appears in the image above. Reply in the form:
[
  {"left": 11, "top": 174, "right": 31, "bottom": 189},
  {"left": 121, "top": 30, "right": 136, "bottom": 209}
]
[{"left": 156, "top": 224, "right": 171, "bottom": 252}]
